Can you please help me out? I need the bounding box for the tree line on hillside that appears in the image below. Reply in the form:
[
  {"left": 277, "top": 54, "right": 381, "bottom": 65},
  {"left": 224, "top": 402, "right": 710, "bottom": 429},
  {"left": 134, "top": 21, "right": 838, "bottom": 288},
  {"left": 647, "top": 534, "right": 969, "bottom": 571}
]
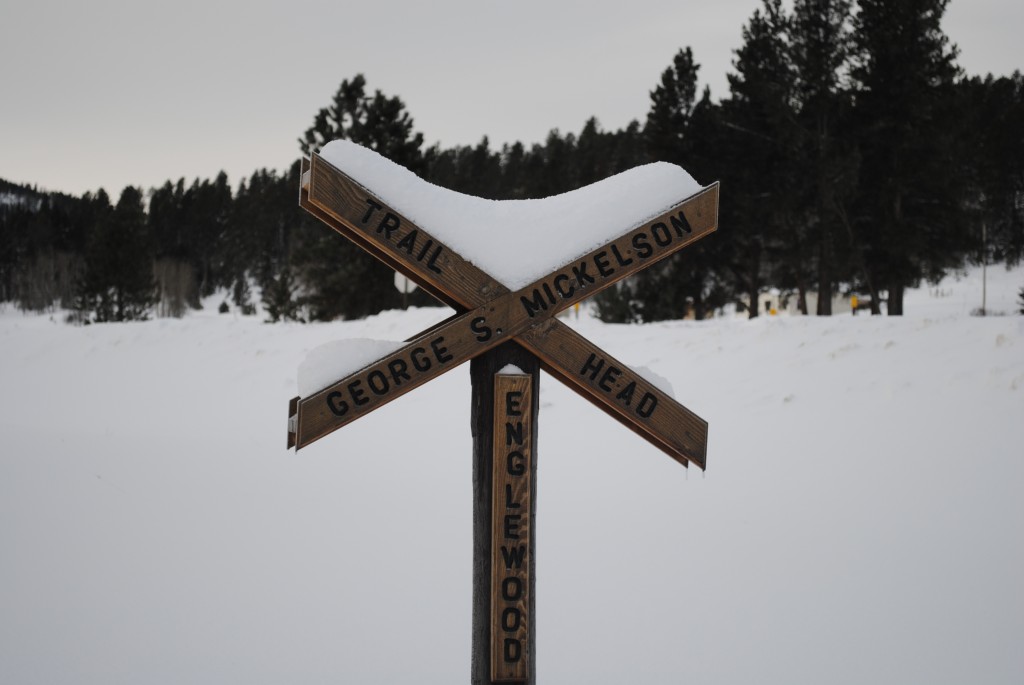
[{"left": 1, "top": 0, "right": 1021, "bottom": 323}]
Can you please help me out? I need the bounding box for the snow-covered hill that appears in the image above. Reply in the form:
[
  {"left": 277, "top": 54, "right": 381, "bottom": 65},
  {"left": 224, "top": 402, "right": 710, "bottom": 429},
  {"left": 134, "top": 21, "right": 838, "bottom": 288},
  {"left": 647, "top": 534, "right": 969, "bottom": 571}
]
[{"left": 2, "top": 264, "right": 1022, "bottom": 685}]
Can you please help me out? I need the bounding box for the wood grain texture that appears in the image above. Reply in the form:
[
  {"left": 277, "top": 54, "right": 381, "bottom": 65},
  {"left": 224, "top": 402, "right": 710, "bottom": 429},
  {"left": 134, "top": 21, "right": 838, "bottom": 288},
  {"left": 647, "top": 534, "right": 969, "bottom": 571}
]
[
  {"left": 306, "top": 153, "right": 717, "bottom": 314},
  {"left": 287, "top": 396, "right": 298, "bottom": 450},
  {"left": 490, "top": 372, "right": 532, "bottom": 682},
  {"left": 297, "top": 186, "right": 708, "bottom": 465},
  {"left": 471, "top": 343, "right": 538, "bottom": 685},
  {"left": 520, "top": 320, "right": 707, "bottom": 468},
  {"left": 295, "top": 303, "right": 511, "bottom": 449},
  {"left": 308, "top": 153, "right": 502, "bottom": 306},
  {"left": 299, "top": 162, "right": 460, "bottom": 310},
  {"left": 295, "top": 153, "right": 718, "bottom": 466}
]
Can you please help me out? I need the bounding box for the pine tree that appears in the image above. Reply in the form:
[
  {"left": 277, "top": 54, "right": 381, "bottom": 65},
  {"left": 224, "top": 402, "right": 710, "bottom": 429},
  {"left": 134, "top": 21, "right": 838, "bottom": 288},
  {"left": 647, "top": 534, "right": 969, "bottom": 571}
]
[
  {"left": 960, "top": 73, "right": 1024, "bottom": 267},
  {"left": 851, "top": 0, "right": 964, "bottom": 315},
  {"left": 425, "top": 137, "right": 503, "bottom": 198},
  {"left": 790, "top": 0, "right": 856, "bottom": 315},
  {"left": 617, "top": 48, "right": 727, "bottom": 321},
  {"left": 77, "top": 186, "right": 156, "bottom": 322},
  {"left": 299, "top": 74, "right": 425, "bottom": 172},
  {"left": 262, "top": 266, "right": 303, "bottom": 322},
  {"left": 722, "top": 0, "right": 800, "bottom": 317},
  {"left": 646, "top": 48, "right": 700, "bottom": 164},
  {"left": 296, "top": 75, "right": 428, "bottom": 320}
]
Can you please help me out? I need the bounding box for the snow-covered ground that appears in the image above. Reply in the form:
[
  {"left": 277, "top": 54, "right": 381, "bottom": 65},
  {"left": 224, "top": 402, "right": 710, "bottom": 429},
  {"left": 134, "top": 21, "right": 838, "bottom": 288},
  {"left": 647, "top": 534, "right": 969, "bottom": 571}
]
[{"left": 2, "top": 264, "right": 1022, "bottom": 685}]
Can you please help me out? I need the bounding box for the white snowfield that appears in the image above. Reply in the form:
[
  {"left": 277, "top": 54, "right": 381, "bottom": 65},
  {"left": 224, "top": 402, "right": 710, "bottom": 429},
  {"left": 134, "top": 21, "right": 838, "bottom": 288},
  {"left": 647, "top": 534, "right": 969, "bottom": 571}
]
[
  {"left": 319, "top": 140, "right": 704, "bottom": 291},
  {"left": 1, "top": 264, "right": 1023, "bottom": 685}
]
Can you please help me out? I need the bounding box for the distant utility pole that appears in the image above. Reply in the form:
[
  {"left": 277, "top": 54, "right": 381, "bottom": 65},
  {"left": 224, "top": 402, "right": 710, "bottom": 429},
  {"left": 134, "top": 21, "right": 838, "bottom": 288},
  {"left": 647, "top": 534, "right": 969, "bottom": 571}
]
[{"left": 981, "top": 222, "right": 987, "bottom": 316}]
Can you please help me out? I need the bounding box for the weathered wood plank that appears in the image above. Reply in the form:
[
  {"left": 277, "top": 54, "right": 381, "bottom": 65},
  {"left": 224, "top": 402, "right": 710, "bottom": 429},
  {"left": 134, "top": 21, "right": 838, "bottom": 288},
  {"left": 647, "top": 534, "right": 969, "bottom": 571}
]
[
  {"left": 295, "top": 304, "right": 507, "bottom": 449},
  {"left": 471, "top": 343, "right": 538, "bottom": 685},
  {"left": 308, "top": 153, "right": 502, "bottom": 306},
  {"left": 520, "top": 320, "right": 706, "bottom": 469},
  {"left": 295, "top": 188, "right": 715, "bottom": 449},
  {"left": 490, "top": 371, "right": 533, "bottom": 682},
  {"left": 287, "top": 396, "right": 299, "bottom": 450},
  {"left": 295, "top": 153, "right": 718, "bottom": 464},
  {"left": 306, "top": 153, "right": 718, "bottom": 316},
  {"left": 299, "top": 166, "right": 460, "bottom": 310},
  {"left": 296, "top": 186, "right": 708, "bottom": 465}
]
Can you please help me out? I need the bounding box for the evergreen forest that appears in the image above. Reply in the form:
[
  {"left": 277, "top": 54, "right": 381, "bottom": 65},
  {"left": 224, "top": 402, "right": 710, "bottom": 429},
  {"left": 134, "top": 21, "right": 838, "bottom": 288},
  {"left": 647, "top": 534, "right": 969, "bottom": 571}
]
[{"left": 2, "top": 0, "right": 1021, "bottom": 323}]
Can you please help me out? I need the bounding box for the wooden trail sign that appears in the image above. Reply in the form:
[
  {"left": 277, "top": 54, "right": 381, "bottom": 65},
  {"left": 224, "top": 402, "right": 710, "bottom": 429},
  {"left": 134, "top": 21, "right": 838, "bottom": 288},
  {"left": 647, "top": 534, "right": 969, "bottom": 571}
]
[
  {"left": 490, "top": 370, "right": 533, "bottom": 682},
  {"left": 286, "top": 145, "right": 719, "bottom": 684},
  {"left": 468, "top": 344, "right": 540, "bottom": 684},
  {"left": 291, "top": 153, "right": 718, "bottom": 468}
]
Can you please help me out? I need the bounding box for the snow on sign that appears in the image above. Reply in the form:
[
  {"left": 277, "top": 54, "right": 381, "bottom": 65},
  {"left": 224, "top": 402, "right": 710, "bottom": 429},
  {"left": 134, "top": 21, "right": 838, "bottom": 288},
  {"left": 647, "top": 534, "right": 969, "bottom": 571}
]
[
  {"left": 290, "top": 149, "right": 718, "bottom": 466},
  {"left": 286, "top": 143, "right": 719, "bottom": 683}
]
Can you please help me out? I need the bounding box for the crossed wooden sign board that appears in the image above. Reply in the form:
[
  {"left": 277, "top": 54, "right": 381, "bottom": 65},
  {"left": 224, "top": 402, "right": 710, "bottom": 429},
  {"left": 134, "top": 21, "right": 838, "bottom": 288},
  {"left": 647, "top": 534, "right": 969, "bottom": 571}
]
[{"left": 287, "top": 148, "right": 719, "bottom": 683}]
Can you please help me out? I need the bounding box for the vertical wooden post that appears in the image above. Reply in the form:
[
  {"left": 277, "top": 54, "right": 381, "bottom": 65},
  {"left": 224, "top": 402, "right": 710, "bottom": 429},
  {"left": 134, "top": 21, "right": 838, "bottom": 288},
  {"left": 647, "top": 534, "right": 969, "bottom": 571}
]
[{"left": 471, "top": 341, "right": 539, "bottom": 685}]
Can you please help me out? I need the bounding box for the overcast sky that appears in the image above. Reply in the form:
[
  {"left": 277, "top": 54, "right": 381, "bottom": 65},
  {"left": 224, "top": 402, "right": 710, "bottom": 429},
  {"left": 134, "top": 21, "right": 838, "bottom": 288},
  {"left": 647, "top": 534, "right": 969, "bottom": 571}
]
[{"left": 1, "top": 0, "right": 1021, "bottom": 197}]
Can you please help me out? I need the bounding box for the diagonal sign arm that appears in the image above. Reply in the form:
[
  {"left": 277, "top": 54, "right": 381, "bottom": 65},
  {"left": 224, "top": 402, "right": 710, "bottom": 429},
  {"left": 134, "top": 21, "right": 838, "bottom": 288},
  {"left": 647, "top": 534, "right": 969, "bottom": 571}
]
[
  {"left": 298, "top": 192, "right": 708, "bottom": 465},
  {"left": 518, "top": 319, "right": 708, "bottom": 468},
  {"left": 297, "top": 156, "right": 713, "bottom": 466},
  {"left": 294, "top": 155, "right": 718, "bottom": 465}
]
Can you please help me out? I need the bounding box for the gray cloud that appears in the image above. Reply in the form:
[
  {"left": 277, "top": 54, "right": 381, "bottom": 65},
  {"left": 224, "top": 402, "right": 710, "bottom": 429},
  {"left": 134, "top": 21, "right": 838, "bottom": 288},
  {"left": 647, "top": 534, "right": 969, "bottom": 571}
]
[{"left": 1, "top": 0, "right": 1019, "bottom": 195}]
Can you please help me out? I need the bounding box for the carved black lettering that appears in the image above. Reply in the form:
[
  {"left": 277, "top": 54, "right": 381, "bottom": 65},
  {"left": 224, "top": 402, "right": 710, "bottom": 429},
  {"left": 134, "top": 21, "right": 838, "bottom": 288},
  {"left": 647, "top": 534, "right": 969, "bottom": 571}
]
[
  {"left": 387, "top": 359, "right": 410, "bottom": 386},
  {"left": 553, "top": 273, "right": 575, "bottom": 298},
  {"left": 504, "top": 513, "right": 522, "bottom": 539},
  {"left": 572, "top": 261, "right": 596, "bottom": 288},
  {"left": 377, "top": 212, "right": 400, "bottom": 239},
  {"left": 470, "top": 316, "right": 492, "bottom": 342},
  {"left": 504, "top": 638, "right": 522, "bottom": 663},
  {"left": 410, "top": 347, "right": 431, "bottom": 372},
  {"left": 632, "top": 231, "right": 654, "bottom": 258},
  {"left": 580, "top": 352, "right": 604, "bottom": 381},
  {"left": 502, "top": 576, "right": 523, "bottom": 601},
  {"left": 651, "top": 221, "right": 672, "bottom": 246},
  {"left": 598, "top": 365, "right": 622, "bottom": 392},
  {"left": 506, "top": 391, "right": 523, "bottom": 416},
  {"left": 507, "top": 451, "right": 525, "bottom": 476},
  {"left": 594, "top": 250, "right": 614, "bottom": 277},
  {"left": 326, "top": 391, "right": 349, "bottom": 416},
  {"left": 425, "top": 244, "right": 443, "bottom": 274},
  {"left": 430, "top": 336, "right": 453, "bottom": 363},
  {"left": 347, "top": 379, "right": 368, "bottom": 406},
  {"left": 505, "top": 483, "right": 521, "bottom": 509},
  {"left": 637, "top": 392, "right": 658, "bottom": 418},
  {"left": 396, "top": 229, "right": 417, "bottom": 254},
  {"left": 416, "top": 238, "right": 434, "bottom": 261},
  {"left": 542, "top": 282, "right": 557, "bottom": 305},
  {"left": 506, "top": 422, "right": 524, "bottom": 446},
  {"left": 611, "top": 244, "right": 634, "bottom": 267},
  {"left": 361, "top": 198, "right": 382, "bottom": 224},
  {"left": 501, "top": 544, "right": 528, "bottom": 569},
  {"left": 520, "top": 289, "right": 547, "bottom": 318},
  {"left": 615, "top": 381, "right": 637, "bottom": 406},
  {"left": 502, "top": 607, "right": 521, "bottom": 632},
  {"left": 366, "top": 370, "right": 389, "bottom": 396},
  {"left": 670, "top": 209, "right": 693, "bottom": 236}
]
